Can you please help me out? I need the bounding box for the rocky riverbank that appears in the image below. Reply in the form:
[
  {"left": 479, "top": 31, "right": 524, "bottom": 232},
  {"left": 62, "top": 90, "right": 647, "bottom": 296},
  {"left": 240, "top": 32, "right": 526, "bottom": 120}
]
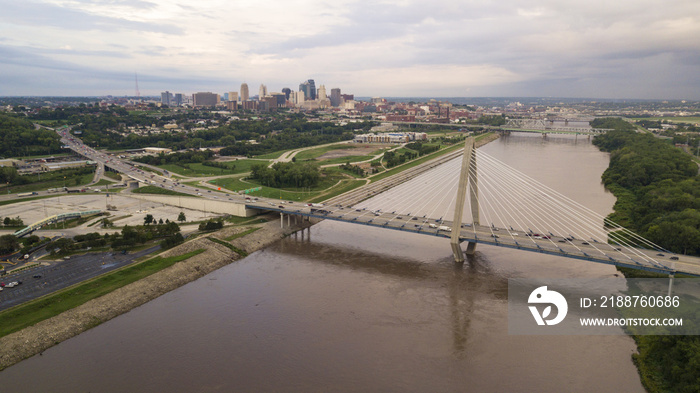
[{"left": 0, "top": 215, "right": 315, "bottom": 371}]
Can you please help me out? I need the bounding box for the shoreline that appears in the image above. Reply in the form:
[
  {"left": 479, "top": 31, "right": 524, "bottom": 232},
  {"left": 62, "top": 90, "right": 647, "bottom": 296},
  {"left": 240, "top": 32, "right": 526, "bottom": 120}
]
[
  {"left": 0, "top": 215, "right": 315, "bottom": 371},
  {"left": 0, "top": 133, "right": 501, "bottom": 371}
]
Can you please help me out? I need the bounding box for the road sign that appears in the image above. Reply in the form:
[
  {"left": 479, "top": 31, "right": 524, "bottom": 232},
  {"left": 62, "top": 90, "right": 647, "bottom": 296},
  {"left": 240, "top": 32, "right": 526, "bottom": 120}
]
[{"left": 242, "top": 187, "right": 261, "bottom": 194}]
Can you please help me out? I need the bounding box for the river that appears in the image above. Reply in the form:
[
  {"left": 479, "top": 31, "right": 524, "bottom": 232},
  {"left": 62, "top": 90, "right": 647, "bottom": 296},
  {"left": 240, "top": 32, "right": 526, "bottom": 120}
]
[{"left": 0, "top": 133, "right": 645, "bottom": 392}]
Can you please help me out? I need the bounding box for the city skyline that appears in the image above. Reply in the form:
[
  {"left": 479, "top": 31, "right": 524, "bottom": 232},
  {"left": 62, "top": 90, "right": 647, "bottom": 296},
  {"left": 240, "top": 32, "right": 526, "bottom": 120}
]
[{"left": 1, "top": 0, "right": 699, "bottom": 99}]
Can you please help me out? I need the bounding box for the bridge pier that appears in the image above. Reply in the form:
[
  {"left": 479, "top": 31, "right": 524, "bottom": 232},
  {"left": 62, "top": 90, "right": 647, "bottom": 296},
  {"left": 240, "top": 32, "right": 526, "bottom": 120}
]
[{"left": 451, "top": 137, "right": 479, "bottom": 262}]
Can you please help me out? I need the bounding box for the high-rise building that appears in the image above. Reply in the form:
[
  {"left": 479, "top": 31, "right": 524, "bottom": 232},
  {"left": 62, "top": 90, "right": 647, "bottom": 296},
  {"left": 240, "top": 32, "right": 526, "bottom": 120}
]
[
  {"left": 299, "top": 79, "right": 316, "bottom": 101},
  {"left": 282, "top": 88, "right": 291, "bottom": 100},
  {"left": 240, "top": 83, "right": 249, "bottom": 101},
  {"left": 341, "top": 94, "right": 354, "bottom": 102},
  {"left": 228, "top": 92, "right": 238, "bottom": 102},
  {"left": 192, "top": 92, "right": 220, "bottom": 107},
  {"left": 330, "top": 88, "right": 341, "bottom": 107},
  {"left": 259, "top": 84, "right": 267, "bottom": 99},
  {"left": 160, "top": 91, "right": 173, "bottom": 106},
  {"left": 317, "top": 85, "right": 327, "bottom": 101},
  {"left": 174, "top": 93, "right": 184, "bottom": 106},
  {"left": 290, "top": 90, "right": 304, "bottom": 105},
  {"left": 270, "top": 93, "right": 286, "bottom": 107}
]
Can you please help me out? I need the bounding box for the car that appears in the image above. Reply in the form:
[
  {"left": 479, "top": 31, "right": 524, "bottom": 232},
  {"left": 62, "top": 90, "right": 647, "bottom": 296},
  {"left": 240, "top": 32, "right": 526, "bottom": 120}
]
[
  {"left": 412, "top": 217, "right": 418, "bottom": 220},
  {"left": 279, "top": 205, "right": 285, "bottom": 208},
  {"left": 558, "top": 240, "right": 566, "bottom": 243},
  {"left": 656, "top": 253, "right": 664, "bottom": 257},
  {"left": 582, "top": 242, "right": 590, "bottom": 245},
  {"left": 670, "top": 256, "right": 679, "bottom": 260},
  {"left": 491, "top": 234, "right": 499, "bottom": 238},
  {"left": 207, "top": 190, "right": 211, "bottom": 193},
  {"left": 33, "top": 274, "right": 42, "bottom": 279},
  {"left": 396, "top": 216, "right": 403, "bottom": 219}
]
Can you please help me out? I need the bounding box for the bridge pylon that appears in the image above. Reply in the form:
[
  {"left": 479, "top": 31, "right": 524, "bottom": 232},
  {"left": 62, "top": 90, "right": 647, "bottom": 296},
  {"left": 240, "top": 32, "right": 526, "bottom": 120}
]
[{"left": 451, "top": 137, "right": 479, "bottom": 263}]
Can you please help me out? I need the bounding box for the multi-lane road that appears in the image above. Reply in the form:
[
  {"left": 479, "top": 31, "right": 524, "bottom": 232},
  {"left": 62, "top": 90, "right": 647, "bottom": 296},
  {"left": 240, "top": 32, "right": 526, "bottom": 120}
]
[{"left": 54, "top": 126, "right": 700, "bottom": 276}]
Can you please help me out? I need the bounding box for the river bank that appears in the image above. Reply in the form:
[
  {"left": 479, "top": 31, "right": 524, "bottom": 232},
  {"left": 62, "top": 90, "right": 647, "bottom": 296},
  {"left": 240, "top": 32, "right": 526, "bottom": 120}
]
[
  {"left": 0, "top": 133, "right": 501, "bottom": 372},
  {"left": 0, "top": 215, "right": 315, "bottom": 371}
]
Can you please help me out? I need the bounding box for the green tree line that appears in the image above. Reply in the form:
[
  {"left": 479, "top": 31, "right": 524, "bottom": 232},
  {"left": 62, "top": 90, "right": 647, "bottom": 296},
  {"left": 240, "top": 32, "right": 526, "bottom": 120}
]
[{"left": 593, "top": 126, "right": 700, "bottom": 393}]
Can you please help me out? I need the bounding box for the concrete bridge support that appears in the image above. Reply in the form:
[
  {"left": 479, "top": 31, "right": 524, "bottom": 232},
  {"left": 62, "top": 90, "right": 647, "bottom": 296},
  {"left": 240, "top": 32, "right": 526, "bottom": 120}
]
[{"left": 451, "top": 137, "right": 479, "bottom": 263}]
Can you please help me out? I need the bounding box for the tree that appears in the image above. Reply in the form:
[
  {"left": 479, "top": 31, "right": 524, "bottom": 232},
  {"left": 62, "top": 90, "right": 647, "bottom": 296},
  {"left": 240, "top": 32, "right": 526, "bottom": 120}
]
[
  {"left": 144, "top": 214, "right": 154, "bottom": 225},
  {"left": 158, "top": 218, "right": 164, "bottom": 224},
  {"left": 177, "top": 212, "right": 186, "bottom": 222},
  {"left": 0, "top": 235, "right": 19, "bottom": 255}
]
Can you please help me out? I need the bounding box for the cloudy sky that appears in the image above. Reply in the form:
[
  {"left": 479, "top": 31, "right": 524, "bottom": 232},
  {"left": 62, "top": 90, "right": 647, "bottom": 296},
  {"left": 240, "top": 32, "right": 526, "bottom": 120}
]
[{"left": 1, "top": 0, "right": 699, "bottom": 99}]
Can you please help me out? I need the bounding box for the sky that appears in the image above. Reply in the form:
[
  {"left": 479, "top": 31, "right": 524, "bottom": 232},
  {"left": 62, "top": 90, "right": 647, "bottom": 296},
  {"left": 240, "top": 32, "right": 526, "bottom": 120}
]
[{"left": 1, "top": 0, "right": 699, "bottom": 99}]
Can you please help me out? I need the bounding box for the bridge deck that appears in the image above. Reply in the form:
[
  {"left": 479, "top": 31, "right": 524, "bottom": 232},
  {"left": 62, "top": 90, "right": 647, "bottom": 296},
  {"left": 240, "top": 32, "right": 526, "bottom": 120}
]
[{"left": 249, "top": 202, "right": 700, "bottom": 277}]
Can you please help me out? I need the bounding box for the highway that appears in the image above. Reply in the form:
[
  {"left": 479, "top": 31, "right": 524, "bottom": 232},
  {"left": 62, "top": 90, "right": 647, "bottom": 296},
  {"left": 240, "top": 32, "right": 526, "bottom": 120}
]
[{"left": 51, "top": 126, "right": 700, "bottom": 276}]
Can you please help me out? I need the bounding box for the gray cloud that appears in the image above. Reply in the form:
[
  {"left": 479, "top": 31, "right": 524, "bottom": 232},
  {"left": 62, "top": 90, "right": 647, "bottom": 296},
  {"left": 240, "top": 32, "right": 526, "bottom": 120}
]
[
  {"left": 1, "top": 0, "right": 699, "bottom": 98},
  {"left": 0, "top": 1, "right": 183, "bottom": 35}
]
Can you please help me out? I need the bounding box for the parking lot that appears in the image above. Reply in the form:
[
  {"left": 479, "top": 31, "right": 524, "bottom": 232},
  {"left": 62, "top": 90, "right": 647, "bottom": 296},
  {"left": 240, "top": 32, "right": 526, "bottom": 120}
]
[
  {"left": 0, "top": 193, "right": 222, "bottom": 230},
  {"left": 0, "top": 246, "right": 159, "bottom": 311}
]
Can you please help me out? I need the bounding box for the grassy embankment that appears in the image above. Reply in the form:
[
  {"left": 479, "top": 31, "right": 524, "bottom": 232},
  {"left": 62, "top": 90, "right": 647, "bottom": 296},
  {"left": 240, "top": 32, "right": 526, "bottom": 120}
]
[
  {"left": 131, "top": 185, "right": 192, "bottom": 197},
  {"left": 0, "top": 249, "right": 205, "bottom": 339}
]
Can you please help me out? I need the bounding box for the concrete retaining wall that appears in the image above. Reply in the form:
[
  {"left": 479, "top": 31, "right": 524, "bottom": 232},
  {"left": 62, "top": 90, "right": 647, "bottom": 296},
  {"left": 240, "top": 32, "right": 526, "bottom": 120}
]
[{"left": 128, "top": 194, "right": 261, "bottom": 217}]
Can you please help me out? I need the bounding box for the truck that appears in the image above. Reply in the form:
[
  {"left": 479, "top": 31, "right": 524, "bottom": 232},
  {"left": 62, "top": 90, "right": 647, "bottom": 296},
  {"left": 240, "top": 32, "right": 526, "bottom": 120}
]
[
  {"left": 438, "top": 225, "right": 452, "bottom": 232},
  {"left": 309, "top": 203, "right": 324, "bottom": 208},
  {"left": 17, "top": 192, "right": 39, "bottom": 197}
]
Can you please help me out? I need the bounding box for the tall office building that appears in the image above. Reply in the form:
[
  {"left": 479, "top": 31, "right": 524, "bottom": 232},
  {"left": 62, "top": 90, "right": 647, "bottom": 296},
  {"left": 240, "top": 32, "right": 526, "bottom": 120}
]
[
  {"left": 192, "top": 92, "right": 220, "bottom": 107},
  {"left": 228, "top": 92, "right": 238, "bottom": 102},
  {"left": 259, "top": 84, "right": 268, "bottom": 99},
  {"left": 240, "top": 83, "right": 249, "bottom": 101},
  {"left": 282, "top": 87, "right": 291, "bottom": 100},
  {"left": 330, "top": 88, "right": 341, "bottom": 107},
  {"left": 174, "top": 93, "right": 184, "bottom": 106},
  {"left": 299, "top": 79, "right": 316, "bottom": 101},
  {"left": 160, "top": 91, "right": 173, "bottom": 106},
  {"left": 317, "top": 85, "right": 327, "bottom": 100},
  {"left": 270, "top": 93, "right": 286, "bottom": 107}
]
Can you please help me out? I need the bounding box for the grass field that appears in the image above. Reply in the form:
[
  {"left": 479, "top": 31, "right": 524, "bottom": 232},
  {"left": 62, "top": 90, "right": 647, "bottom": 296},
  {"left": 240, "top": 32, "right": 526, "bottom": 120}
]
[
  {"left": 156, "top": 160, "right": 261, "bottom": 177},
  {"left": 103, "top": 171, "right": 122, "bottom": 181},
  {"left": 293, "top": 143, "right": 356, "bottom": 160},
  {"left": 131, "top": 185, "right": 193, "bottom": 197},
  {"left": 209, "top": 169, "right": 351, "bottom": 201},
  {"left": 0, "top": 249, "right": 205, "bottom": 340},
  {"left": 1, "top": 172, "right": 95, "bottom": 195},
  {"left": 93, "top": 179, "right": 115, "bottom": 187},
  {"left": 253, "top": 151, "right": 286, "bottom": 160}
]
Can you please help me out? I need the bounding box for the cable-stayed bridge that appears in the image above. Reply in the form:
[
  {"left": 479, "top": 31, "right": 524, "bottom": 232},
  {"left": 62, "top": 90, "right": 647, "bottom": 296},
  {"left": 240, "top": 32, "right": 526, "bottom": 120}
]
[
  {"left": 51, "top": 125, "right": 699, "bottom": 278},
  {"left": 248, "top": 137, "right": 700, "bottom": 278}
]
